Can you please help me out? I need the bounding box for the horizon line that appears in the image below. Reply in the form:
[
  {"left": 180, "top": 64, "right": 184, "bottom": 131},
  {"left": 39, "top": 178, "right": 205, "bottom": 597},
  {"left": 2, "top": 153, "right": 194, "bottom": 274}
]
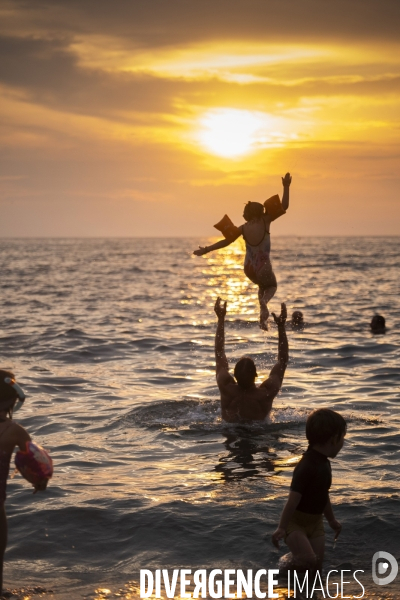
[{"left": 0, "top": 234, "right": 399, "bottom": 240}]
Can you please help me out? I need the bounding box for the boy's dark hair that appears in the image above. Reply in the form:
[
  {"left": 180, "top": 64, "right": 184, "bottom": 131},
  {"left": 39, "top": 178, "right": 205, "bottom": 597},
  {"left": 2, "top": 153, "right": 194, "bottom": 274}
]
[
  {"left": 306, "top": 408, "right": 346, "bottom": 445},
  {"left": 0, "top": 369, "right": 18, "bottom": 410},
  {"left": 234, "top": 357, "right": 257, "bottom": 389},
  {"left": 243, "top": 201, "right": 264, "bottom": 222}
]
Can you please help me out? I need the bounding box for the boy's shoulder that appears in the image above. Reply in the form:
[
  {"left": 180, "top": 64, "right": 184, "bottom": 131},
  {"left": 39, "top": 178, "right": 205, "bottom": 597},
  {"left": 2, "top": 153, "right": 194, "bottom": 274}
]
[
  {"left": 302, "top": 447, "right": 330, "bottom": 461},
  {"left": 291, "top": 448, "right": 332, "bottom": 494},
  {"left": 0, "top": 419, "right": 19, "bottom": 435},
  {"left": 8, "top": 419, "right": 25, "bottom": 431},
  {"left": 294, "top": 448, "right": 331, "bottom": 473}
]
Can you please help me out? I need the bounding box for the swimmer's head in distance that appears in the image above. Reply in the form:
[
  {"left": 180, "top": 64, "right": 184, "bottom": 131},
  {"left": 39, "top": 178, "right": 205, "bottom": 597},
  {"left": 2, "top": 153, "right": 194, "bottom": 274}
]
[
  {"left": 370, "top": 314, "right": 386, "bottom": 334},
  {"left": 291, "top": 310, "right": 304, "bottom": 326}
]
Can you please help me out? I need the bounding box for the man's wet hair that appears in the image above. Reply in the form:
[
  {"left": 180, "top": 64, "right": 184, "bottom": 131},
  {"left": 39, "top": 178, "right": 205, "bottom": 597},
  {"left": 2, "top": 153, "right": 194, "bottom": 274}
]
[
  {"left": 234, "top": 357, "right": 257, "bottom": 389},
  {"left": 243, "top": 201, "right": 264, "bottom": 222},
  {"left": 306, "top": 408, "right": 347, "bottom": 445},
  {"left": 0, "top": 369, "right": 18, "bottom": 409}
]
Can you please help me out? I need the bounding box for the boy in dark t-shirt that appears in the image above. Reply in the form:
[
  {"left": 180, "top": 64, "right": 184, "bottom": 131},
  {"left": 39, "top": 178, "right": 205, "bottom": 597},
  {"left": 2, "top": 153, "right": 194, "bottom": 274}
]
[{"left": 272, "top": 408, "right": 346, "bottom": 570}]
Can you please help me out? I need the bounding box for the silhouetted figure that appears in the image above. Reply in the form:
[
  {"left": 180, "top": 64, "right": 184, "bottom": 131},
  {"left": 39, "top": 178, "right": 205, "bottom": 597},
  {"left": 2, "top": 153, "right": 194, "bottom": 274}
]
[
  {"left": 370, "top": 314, "right": 386, "bottom": 334},
  {"left": 272, "top": 409, "right": 346, "bottom": 573},
  {"left": 194, "top": 173, "right": 292, "bottom": 330},
  {"left": 214, "top": 297, "right": 288, "bottom": 422},
  {"left": 0, "top": 370, "right": 48, "bottom": 595}
]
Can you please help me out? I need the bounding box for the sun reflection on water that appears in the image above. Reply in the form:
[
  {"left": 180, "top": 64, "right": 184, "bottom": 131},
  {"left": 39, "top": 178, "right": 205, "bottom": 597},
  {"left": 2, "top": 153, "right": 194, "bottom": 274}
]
[
  {"left": 90, "top": 580, "right": 389, "bottom": 600},
  {"left": 200, "top": 239, "right": 257, "bottom": 318}
]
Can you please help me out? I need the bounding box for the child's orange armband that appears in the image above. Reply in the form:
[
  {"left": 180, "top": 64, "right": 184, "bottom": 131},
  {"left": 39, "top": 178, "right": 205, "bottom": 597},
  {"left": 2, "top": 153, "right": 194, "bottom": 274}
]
[
  {"left": 213, "top": 215, "right": 240, "bottom": 240},
  {"left": 263, "top": 194, "right": 286, "bottom": 221}
]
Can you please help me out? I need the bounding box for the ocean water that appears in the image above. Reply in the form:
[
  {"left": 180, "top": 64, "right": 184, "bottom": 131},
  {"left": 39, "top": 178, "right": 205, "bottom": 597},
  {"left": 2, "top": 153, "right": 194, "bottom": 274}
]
[{"left": 0, "top": 236, "right": 399, "bottom": 599}]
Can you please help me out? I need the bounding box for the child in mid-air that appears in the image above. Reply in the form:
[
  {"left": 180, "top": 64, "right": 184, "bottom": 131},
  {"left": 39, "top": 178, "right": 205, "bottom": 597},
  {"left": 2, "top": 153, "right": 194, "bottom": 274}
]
[
  {"left": 0, "top": 370, "right": 48, "bottom": 594},
  {"left": 272, "top": 408, "right": 346, "bottom": 571},
  {"left": 193, "top": 173, "right": 292, "bottom": 330}
]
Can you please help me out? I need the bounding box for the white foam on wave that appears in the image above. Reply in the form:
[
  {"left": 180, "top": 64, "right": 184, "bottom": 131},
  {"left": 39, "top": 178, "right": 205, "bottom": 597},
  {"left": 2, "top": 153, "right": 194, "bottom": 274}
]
[
  {"left": 125, "top": 399, "right": 310, "bottom": 433},
  {"left": 269, "top": 405, "right": 309, "bottom": 424},
  {"left": 124, "top": 398, "right": 220, "bottom": 430}
]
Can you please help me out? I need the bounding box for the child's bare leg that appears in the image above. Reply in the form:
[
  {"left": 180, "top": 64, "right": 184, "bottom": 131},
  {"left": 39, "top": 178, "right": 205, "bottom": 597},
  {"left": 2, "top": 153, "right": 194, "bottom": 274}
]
[
  {"left": 284, "top": 530, "right": 321, "bottom": 571},
  {"left": 257, "top": 262, "right": 277, "bottom": 330},
  {"left": 310, "top": 535, "right": 325, "bottom": 570},
  {"left": 0, "top": 503, "right": 7, "bottom": 594},
  {"left": 258, "top": 286, "right": 277, "bottom": 330}
]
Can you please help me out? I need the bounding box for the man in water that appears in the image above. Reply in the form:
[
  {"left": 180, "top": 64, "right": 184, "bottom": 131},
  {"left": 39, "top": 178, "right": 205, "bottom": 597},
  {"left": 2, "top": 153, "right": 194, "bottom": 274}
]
[{"left": 214, "top": 297, "right": 289, "bottom": 422}]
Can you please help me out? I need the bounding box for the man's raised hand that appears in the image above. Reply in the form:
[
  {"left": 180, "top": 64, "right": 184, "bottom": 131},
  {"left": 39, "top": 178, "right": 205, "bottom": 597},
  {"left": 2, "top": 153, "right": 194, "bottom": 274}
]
[
  {"left": 214, "top": 297, "right": 227, "bottom": 320},
  {"left": 282, "top": 172, "right": 292, "bottom": 187},
  {"left": 271, "top": 302, "right": 287, "bottom": 327}
]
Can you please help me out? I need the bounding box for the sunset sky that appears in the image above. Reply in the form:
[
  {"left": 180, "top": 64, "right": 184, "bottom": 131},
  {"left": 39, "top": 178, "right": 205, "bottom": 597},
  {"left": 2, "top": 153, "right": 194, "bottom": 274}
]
[{"left": 1, "top": 0, "right": 399, "bottom": 236}]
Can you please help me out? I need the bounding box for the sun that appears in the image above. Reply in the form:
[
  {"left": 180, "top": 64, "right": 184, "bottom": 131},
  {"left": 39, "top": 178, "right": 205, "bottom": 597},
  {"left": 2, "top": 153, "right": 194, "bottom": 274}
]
[{"left": 197, "top": 108, "right": 267, "bottom": 158}]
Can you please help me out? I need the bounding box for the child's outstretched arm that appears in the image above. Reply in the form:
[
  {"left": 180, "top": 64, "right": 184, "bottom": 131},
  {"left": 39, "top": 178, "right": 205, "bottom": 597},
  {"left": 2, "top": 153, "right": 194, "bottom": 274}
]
[
  {"left": 193, "top": 230, "right": 241, "bottom": 256},
  {"left": 324, "top": 495, "right": 342, "bottom": 540},
  {"left": 281, "top": 172, "right": 292, "bottom": 211},
  {"left": 272, "top": 490, "right": 301, "bottom": 548}
]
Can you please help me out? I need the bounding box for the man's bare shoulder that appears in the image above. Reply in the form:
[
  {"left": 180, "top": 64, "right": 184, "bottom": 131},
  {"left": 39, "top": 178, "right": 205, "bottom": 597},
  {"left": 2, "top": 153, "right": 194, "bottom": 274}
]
[
  {"left": 216, "top": 368, "right": 236, "bottom": 392},
  {"left": 259, "top": 374, "right": 281, "bottom": 397},
  {"left": 252, "top": 384, "right": 278, "bottom": 411}
]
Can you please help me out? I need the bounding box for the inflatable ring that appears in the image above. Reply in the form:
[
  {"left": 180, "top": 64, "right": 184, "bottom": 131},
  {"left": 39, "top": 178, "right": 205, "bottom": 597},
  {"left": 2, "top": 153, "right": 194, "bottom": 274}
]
[{"left": 15, "top": 441, "right": 53, "bottom": 486}]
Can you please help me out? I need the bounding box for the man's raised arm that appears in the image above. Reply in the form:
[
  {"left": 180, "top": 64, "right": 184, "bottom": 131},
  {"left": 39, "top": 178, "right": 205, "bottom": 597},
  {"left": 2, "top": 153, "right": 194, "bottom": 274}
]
[
  {"left": 272, "top": 302, "right": 289, "bottom": 383},
  {"left": 260, "top": 302, "right": 289, "bottom": 393},
  {"left": 214, "top": 297, "right": 229, "bottom": 374},
  {"left": 281, "top": 173, "right": 292, "bottom": 211}
]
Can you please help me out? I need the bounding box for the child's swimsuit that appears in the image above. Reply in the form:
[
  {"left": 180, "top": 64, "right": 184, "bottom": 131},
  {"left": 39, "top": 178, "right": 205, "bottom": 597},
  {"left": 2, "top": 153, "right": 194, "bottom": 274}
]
[
  {"left": 0, "top": 421, "right": 12, "bottom": 503},
  {"left": 285, "top": 510, "right": 325, "bottom": 540},
  {"left": 242, "top": 220, "right": 273, "bottom": 285},
  {"left": 286, "top": 447, "right": 332, "bottom": 539}
]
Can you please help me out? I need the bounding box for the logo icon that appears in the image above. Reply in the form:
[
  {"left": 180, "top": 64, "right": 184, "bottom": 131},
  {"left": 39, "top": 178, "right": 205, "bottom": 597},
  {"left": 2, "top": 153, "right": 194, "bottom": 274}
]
[{"left": 372, "top": 551, "right": 398, "bottom": 585}]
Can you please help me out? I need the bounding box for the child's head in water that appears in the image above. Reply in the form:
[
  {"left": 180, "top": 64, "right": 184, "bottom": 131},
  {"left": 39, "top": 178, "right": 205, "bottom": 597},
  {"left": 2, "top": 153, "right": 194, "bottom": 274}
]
[
  {"left": 370, "top": 314, "right": 386, "bottom": 333},
  {"left": 306, "top": 408, "right": 346, "bottom": 458},
  {"left": 243, "top": 201, "right": 264, "bottom": 222},
  {"left": 234, "top": 357, "right": 258, "bottom": 389}
]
